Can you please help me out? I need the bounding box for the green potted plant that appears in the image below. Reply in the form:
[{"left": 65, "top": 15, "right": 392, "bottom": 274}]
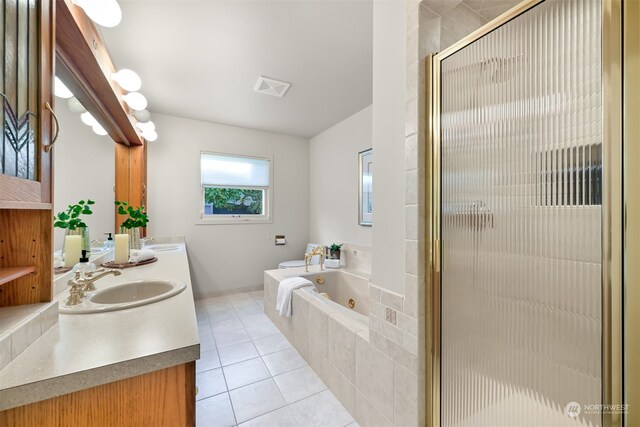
[
  {"left": 115, "top": 201, "right": 149, "bottom": 250},
  {"left": 54, "top": 199, "right": 95, "bottom": 255},
  {"left": 328, "top": 243, "right": 343, "bottom": 260}
]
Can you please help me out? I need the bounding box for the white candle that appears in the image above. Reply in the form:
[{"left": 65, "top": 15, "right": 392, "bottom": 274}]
[
  {"left": 114, "top": 234, "right": 130, "bottom": 264},
  {"left": 64, "top": 235, "right": 83, "bottom": 268}
]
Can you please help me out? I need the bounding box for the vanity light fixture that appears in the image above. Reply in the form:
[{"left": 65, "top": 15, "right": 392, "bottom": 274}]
[
  {"left": 72, "top": 0, "right": 122, "bottom": 28},
  {"left": 112, "top": 69, "right": 142, "bottom": 92},
  {"left": 92, "top": 123, "right": 108, "bottom": 136},
  {"left": 80, "top": 112, "right": 98, "bottom": 127},
  {"left": 132, "top": 109, "right": 151, "bottom": 123},
  {"left": 122, "top": 92, "right": 148, "bottom": 111},
  {"left": 54, "top": 77, "right": 73, "bottom": 99},
  {"left": 67, "top": 97, "right": 87, "bottom": 114}
]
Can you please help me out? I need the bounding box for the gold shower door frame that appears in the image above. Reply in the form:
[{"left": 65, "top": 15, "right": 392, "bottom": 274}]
[{"left": 423, "top": 0, "right": 630, "bottom": 426}]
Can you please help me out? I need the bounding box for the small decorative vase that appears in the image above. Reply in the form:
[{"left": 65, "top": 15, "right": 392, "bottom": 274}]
[
  {"left": 119, "top": 226, "right": 141, "bottom": 250},
  {"left": 63, "top": 226, "right": 91, "bottom": 254}
]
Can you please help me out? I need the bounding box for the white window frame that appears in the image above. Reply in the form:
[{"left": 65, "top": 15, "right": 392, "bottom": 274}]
[{"left": 197, "top": 151, "right": 273, "bottom": 225}]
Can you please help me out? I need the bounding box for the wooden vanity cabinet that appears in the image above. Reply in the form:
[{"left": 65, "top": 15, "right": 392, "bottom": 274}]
[
  {"left": 0, "top": 362, "right": 196, "bottom": 426},
  {"left": 0, "top": 0, "right": 55, "bottom": 307}
]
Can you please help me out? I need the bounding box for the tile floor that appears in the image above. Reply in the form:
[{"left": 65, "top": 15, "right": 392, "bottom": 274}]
[{"left": 195, "top": 290, "right": 358, "bottom": 427}]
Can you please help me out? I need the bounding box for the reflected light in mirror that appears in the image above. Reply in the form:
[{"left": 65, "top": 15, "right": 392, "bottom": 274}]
[
  {"left": 92, "top": 123, "right": 108, "bottom": 136},
  {"left": 54, "top": 77, "right": 73, "bottom": 99},
  {"left": 122, "top": 92, "right": 147, "bottom": 111},
  {"left": 67, "top": 97, "right": 87, "bottom": 114},
  {"left": 72, "top": 0, "right": 122, "bottom": 28},
  {"left": 112, "top": 69, "right": 142, "bottom": 92},
  {"left": 80, "top": 112, "right": 98, "bottom": 127}
]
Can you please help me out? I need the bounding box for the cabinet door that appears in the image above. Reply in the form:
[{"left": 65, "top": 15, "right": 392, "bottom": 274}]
[{"left": 0, "top": 0, "right": 54, "bottom": 207}]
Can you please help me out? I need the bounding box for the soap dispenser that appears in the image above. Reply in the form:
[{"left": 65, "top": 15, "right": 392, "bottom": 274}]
[
  {"left": 104, "top": 233, "right": 114, "bottom": 251},
  {"left": 73, "top": 250, "right": 97, "bottom": 277}
]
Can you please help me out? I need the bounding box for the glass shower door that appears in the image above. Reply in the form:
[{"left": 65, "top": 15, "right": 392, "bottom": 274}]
[{"left": 438, "top": 0, "right": 603, "bottom": 425}]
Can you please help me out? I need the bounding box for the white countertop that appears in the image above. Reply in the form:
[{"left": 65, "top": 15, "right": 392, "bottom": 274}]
[{"left": 0, "top": 237, "right": 200, "bottom": 410}]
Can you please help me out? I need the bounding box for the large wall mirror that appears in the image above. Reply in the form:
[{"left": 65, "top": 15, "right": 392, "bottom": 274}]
[{"left": 52, "top": 73, "right": 115, "bottom": 262}]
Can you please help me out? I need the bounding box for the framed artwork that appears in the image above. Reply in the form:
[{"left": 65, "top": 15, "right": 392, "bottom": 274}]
[{"left": 358, "top": 148, "right": 372, "bottom": 226}]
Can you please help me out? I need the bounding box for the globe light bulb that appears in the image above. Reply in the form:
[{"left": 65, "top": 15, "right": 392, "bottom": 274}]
[
  {"left": 137, "top": 121, "right": 155, "bottom": 133},
  {"left": 112, "top": 69, "right": 141, "bottom": 91},
  {"left": 122, "top": 92, "right": 147, "bottom": 111},
  {"left": 132, "top": 109, "right": 151, "bottom": 123},
  {"left": 72, "top": 0, "right": 122, "bottom": 28},
  {"left": 142, "top": 130, "right": 158, "bottom": 142}
]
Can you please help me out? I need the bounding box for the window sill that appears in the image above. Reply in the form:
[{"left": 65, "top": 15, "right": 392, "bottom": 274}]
[{"left": 196, "top": 217, "right": 273, "bottom": 225}]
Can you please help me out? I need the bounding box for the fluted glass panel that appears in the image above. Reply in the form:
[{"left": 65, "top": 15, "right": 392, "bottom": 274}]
[{"left": 440, "top": 0, "right": 602, "bottom": 426}]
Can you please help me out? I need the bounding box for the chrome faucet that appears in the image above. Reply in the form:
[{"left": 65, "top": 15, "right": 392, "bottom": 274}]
[
  {"left": 66, "top": 269, "right": 121, "bottom": 306},
  {"left": 304, "top": 245, "right": 326, "bottom": 272}
]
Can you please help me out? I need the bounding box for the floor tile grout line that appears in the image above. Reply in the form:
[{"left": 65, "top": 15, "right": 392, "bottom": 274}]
[{"left": 218, "top": 364, "right": 239, "bottom": 426}]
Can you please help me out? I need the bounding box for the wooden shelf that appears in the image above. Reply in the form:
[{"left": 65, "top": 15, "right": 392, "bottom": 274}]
[
  {"left": 0, "top": 201, "right": 52, "bottom": 210},
  {"left": 0, "top": 267, "right": 37, "bottom": 286}
]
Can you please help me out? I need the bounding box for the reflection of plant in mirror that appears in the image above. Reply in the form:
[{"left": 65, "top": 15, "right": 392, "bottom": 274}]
[
  {"left": 329, "top": 243, "right": 343, "bottom": 252},
  {"left": 204, "top": 188, "right": 263, "bottom": 214},
  {"left": 115, "top": 201, "right": 150, "bottom": 229},
  {"left": 53, "top": 199, "right": 95, "bottom": 230}
]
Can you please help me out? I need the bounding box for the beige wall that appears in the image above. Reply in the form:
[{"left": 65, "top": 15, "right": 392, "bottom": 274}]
[
  {"left": 53, "top": 105, "right": 115, "bottom": 252},
  {"left": 309, "top": 106, "right": 373, "bottom": 250},
  {"left": 147, "top": 113, "right": 310, "bottom": 298},
  {"left": 371, "top": 0, "right": 407, "bottom": 295}
]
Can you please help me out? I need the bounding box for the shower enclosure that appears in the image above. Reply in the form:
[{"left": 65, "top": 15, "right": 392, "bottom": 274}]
[{"left": 425, "top": 0, "right": 631, "bottom": 426}]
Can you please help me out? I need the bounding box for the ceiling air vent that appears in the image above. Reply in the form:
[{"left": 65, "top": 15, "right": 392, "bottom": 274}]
[{"left": 254, "top": 76, "right": 291, "bottom": 98}]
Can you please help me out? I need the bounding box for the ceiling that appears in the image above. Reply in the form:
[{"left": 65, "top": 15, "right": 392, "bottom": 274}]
[{"left": 101, "top": 0, "right": 373, "bottom": 138}]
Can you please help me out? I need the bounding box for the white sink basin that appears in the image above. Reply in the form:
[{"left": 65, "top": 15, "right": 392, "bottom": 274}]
[
  {"left": 144, "top": 244, "right": 182, "bottom": 252},
  {"left": 60, "top": 280, "right": 187, "bottom": 314}
]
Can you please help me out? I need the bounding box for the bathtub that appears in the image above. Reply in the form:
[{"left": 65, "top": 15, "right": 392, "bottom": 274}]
[
  {"left": 299, "top": 270, "right": 369, "bottom": 326},
  {"left": 264, "top": 266, "right": 379, "bottom": 425}
]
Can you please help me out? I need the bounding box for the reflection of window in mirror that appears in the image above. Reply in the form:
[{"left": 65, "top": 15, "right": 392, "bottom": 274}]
[
  {"left": 359, "top": 148, "right": 372, "bottom": 226},
  {"left": 53, "top": 77, "right": 115, "bottom": 257}
]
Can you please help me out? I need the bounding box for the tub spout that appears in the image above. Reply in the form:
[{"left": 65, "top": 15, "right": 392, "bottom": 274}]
[{"left": 304, "top": 246, "right": 325, "bottom": 272}]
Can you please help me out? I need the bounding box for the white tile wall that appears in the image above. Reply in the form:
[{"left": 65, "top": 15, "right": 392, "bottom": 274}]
[{"left": 0, "top": 301, "right": 58, "bottom": 371}]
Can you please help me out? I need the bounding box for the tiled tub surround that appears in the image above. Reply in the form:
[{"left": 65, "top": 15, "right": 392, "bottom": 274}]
[
  {"left": 0, "top": 237, "right": 199, "bottom": 410},
  {"left": 301, "top": 270, "right": 370, "bottom": 319},
  {"left": 338, "top": 243, "right": 371, "bottom": 277},
  {"left": 265, "top": 267, "right": 418, "bottom": 427},
  {"left": 194, "top": 291, "right": 357, "bottom": 427}
]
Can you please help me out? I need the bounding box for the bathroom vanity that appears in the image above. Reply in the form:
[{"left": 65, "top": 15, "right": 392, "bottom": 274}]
[{"left": 0, "top": 238, "right": 199, "bottom": 425}]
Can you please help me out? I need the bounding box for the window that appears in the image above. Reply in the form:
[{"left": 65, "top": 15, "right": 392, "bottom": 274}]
[{"left": 200, "top": 152, "right": 272, "bottom": 224}]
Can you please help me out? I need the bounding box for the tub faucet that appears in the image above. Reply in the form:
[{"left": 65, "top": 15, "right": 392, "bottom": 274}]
[{"left": 305, "top": 246, "right": 325, "bottom": 272}]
